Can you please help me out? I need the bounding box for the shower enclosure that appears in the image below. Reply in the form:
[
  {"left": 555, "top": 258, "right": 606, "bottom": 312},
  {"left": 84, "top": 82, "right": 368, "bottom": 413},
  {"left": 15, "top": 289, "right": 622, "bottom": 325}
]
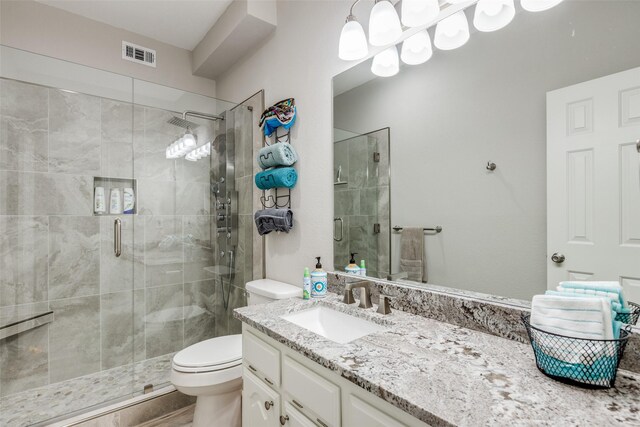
[{"left": 0, "top": 46, "right": 258, "bottom": 426}]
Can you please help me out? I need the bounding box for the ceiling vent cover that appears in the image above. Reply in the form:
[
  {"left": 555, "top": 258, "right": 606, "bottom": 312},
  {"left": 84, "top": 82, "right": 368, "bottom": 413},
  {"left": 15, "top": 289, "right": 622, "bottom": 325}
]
[{"left": 122, "top": 41, "right": 156, "bottom": 68}]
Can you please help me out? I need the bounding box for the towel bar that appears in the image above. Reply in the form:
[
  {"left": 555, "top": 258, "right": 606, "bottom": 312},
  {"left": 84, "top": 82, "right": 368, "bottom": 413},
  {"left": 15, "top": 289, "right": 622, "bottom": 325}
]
[{"left": 392, "top": 226, "right": 442, "bottom": 233}]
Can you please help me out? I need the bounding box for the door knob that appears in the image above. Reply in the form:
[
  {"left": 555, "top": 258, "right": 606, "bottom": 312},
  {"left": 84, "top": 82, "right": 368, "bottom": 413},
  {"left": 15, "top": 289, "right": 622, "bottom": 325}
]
[
  {"left": 551, "top": 253, "right": 565, "bottom": 264},
  {"left": 264, "top": 400, "right": 274, "bottom": 410}
]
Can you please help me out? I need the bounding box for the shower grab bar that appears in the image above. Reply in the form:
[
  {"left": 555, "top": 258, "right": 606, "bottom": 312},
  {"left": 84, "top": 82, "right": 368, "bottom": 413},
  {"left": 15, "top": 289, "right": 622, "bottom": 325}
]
[
  {"left": 392, "top": 225, "right": 443, "bottom": 233},
  {"left": 0, "top": 311, "right": 54, "bottom": 340},
  {"left": 114, "top": 218, "right": 122, "bottom": 257}
]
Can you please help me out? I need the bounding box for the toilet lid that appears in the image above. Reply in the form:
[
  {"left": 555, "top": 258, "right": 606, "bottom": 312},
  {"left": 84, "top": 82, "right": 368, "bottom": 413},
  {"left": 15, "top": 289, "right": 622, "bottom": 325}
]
[{"left": 173, "top": 334, "right": 242, "bottom": 369}]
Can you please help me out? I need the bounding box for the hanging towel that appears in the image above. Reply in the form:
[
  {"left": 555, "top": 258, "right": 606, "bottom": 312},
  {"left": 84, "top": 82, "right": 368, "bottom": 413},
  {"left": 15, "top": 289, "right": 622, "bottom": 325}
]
[
  {"left": 254, "top": 208, "right": 293, "bottom": 235},
  {"left": 255, "top": 167, "right": 298, "bottom": 190},
  {"left": 257, "top": 143, "right": 298, "bottom": 169},
  {"left": 399, "top": 227, "right": 426, "bottom": 283},
  {"left": 259, "top": 99, "right": 297, "bottom": 137}
]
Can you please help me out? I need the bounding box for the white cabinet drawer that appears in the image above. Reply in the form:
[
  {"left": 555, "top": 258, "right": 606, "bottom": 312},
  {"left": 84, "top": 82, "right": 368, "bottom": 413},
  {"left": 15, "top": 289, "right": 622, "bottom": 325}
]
[
  {"left": 344, "top": 393, "right": 407, "bottom": 427},
  {"left": 283, "top": 356, "right": 340, "bottom": 427},
  {"left": 242, "top": 369, "right": 280, "bottom": 427},
  {"left": 243, "top": 330, "right": 281, "bottom": 387},
  {"left": 282, "top": 402, "right": 317, "bottom": 427}
]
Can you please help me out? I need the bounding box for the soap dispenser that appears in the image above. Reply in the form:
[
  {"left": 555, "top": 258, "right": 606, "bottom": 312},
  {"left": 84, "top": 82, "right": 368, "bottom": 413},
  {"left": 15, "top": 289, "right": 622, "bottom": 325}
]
[
  {"left": 345, "top": 253, "right": 360, "bottom": 275},
  {"left": 311, "top": 257, "right": 327, "bottom": 299}
]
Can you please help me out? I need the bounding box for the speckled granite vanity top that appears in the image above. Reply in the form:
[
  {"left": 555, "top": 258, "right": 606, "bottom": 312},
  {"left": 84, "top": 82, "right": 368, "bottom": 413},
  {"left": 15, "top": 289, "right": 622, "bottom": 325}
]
[{"left": 234, "top": 294, "right": 640, "bottom": 427}]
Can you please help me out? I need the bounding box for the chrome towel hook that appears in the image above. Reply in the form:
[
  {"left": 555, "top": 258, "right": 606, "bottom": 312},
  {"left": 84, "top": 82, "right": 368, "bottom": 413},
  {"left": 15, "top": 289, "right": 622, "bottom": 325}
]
[
  {"left": 636, "top": 139, "right": 639, "bottom": 153},
  {"left": 486, "top": 161, "right": 497, "bottom": 171}
]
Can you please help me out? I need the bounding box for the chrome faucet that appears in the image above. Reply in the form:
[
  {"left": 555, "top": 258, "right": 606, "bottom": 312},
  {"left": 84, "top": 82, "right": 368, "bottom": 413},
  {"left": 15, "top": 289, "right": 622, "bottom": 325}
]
[{"left": 343, "top": 281, "right": 373, "bottom": 309}]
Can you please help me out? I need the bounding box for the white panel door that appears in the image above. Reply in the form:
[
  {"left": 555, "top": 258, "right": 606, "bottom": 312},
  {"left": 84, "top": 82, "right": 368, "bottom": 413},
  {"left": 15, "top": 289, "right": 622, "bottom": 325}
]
[
  {"left": 547, "top": 66, "right": 640, "bottom": 296},
  {"left": 242, "top": 369, "right": 280, "bottom": 427}
]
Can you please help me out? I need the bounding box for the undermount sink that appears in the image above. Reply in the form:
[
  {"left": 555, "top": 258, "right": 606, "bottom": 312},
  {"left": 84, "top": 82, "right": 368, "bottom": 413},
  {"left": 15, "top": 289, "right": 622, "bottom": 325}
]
[{"left": 281, "top": 306, "right": 386, "bottom": 344}]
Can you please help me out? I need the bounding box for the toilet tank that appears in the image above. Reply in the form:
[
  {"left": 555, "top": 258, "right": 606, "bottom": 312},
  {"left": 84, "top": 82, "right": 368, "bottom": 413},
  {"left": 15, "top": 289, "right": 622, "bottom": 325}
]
[{"left": 246, "top": 279, "right": 300, "bottom": 305}]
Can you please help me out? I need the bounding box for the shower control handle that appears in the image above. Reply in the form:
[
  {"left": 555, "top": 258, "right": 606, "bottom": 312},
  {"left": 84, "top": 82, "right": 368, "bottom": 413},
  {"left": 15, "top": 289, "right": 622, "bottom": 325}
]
[{"left": 114, "top": 218, "right": 122, "bottom": 258}]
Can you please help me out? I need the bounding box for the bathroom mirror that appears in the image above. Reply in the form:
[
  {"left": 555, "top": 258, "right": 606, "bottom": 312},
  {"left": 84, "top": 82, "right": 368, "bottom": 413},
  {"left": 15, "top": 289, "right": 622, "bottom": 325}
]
[{"left": 332, "top": 0, "right": 640, "bottom": 302}]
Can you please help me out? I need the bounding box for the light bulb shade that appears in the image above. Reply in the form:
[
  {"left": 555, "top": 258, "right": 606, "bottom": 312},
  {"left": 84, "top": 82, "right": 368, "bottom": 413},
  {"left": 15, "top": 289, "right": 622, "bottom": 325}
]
[
  {"left": 401, "top": 30, "right": 433, "bottom": 65},
  {"left": 182, "top": 132, "right": 196, "bottom": 148},
  {"left": 473, "top": 0, "right": 515, "bottom": 32},
  {"left": 339, "top": 18, "right": 368, "bottom": 60},
  {"left": 371, "top": 45, "right": 399, "bottom": 77},
  {"left": 401, "top": 0, "right": 440, "bottom": 28},
  {"left": 434, "top": 11, "right": 470, "bottom": 50},
  {"left": 368, "top": 0, "right": 403, "bottom": 47},
  {"left": 521, "top": 0, "right": 563, "bottom": 12}
]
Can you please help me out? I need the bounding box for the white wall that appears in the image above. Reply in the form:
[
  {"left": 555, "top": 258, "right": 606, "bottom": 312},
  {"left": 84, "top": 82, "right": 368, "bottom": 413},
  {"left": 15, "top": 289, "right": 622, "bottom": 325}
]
[
  {"left": 333, "top": 1, "right": 640, "bottom": 300},
  {"left": 0, "top": 0, "right": 216, "bottom": 96},
  {"left": 216, "top": 0, "right": 355, "bottom": 285}
]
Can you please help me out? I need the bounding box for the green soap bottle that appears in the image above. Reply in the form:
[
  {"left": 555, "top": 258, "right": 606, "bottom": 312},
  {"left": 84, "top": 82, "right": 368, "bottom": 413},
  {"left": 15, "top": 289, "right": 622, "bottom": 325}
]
[{"left": 303, "top": 267, "right": 311, "bottom": 300}]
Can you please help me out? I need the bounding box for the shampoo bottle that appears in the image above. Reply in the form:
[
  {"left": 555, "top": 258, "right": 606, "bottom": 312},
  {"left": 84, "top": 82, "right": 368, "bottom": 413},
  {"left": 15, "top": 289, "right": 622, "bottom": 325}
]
[
  {"left": 359, "top": 259, "right": 367, "bottom": 277},
  {"left": 311, "top": 257, "right": 327, "bottom": 299},
  {"left": 345, "top": 253, "right": 360, "bottom": 275},
  {"left": 94, "top": 187, "right": 106, "bottom": 214},
  {"left": 123, "top": 187, "right": 135, "bottom": 214},
  {"left": 303, "top": 267, "right": 311, "bottom": 300},
  {"left": 109, "top": 188, "right": 122, "bottom": 214}
]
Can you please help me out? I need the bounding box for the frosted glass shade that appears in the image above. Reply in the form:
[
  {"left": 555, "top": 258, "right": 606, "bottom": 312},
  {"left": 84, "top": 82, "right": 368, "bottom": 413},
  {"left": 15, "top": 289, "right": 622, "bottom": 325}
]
[
  {"left": 401, "top": 30, "right": 433, "bottom": 65},
  {"left": 521, "top": 0, "right": 564, "bottom": 12},
  {"left": 434, "top": 11, "right": 470, "bottom": 50},
  {"left": 368, "top": 0, "right": 403, "bottom": 46},
  {"left": 473, "top": 0, "right": 515, "bottom": 32},
  {"left": 401, "top": 0, "right": 440, "bottom": 28},
  {"left": 338, "top": 18, "right": 368, "bottom": 60},
  {"left": 182, "top": 132, "right": 196, "bottom": 148},
  {"left": 371, "top": 46, "right": 399, "bottom": 77}
]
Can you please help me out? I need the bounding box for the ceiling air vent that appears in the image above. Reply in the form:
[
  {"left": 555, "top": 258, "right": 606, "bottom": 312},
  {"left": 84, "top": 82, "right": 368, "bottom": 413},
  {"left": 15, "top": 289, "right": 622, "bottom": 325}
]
[{"left": 122, "top": 41, "right": 156, "bottom": 68}]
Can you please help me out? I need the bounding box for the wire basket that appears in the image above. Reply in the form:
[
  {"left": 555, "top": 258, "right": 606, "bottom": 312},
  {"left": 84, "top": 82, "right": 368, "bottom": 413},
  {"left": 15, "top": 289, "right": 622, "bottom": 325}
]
[
  {"left": 614, "top": 301, "right": 640, "bottom": 325},
  {"left": 521, "top": 314, "right": 630, "bottom": 389}
]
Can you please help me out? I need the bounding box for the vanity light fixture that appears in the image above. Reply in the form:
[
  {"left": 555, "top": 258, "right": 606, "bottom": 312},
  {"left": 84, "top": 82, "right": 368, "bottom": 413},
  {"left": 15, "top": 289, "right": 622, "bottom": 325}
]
[
  {"left": 401, "top": 0, "right": 440, "bottom": 28},
  {"left": 338, "top": 3, "right": 369, "bottom": 60},
  {"left": 400, "top": 30, "right": 433, "bottom": 65},
  {"left": 521, "top": 0, "right": 564, "bottom": 12},
  {"left": 434, "top": 10, "right": 470, "bottom": 50},
  {"left": 371, "top": 45, "right": 400, "bottom": 77},
  {"left": 166, "top": 129, "right": 197, "bottom": 159},
  {"left": 368, "top": 0, "right": 403, "bottom": 46},
  {"left": 185, "top": 142, "right": 211, "bottom": 162},
  {"left": 473, "top": 0, "right": 515, "bottom": 32}
]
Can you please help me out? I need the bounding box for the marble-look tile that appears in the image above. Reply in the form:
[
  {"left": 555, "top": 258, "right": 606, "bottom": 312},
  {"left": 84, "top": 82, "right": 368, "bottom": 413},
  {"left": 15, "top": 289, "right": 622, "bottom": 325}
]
[
  {"left": 0, "top": 216, "right": 48, "bottom": 307},
  {"left": 227, "top": 286, "right": 246, "bottom": 335},
  {"left": 49, "top": 89, "right": 101, "bottom": 174},
  {"left": 333, "top": 139, "right": 349, "bottom": 186},
  {"left": 48, "top": 216, "right": 100, "bottom": 299},
  {"left": 101, "top": 290, "right": 145, "bottom": 369},
  {"left": 176, "top": 182, "right": 209, "bottom": 216},
  {"left": 213, "top": 279, "right": 229, "bottom": 337},
  {"left": 145, "top": 284, "right": 184, "bottom": 358},
  {"left": 348, "top": 136, "right": 368, "bottom": 190},
  {"left": 137, "top": 179, "right": 176, "bottom": 215},
  {"left": 359, "top": 187, "right": 378, "bottom": 216},
  {"left": 134, "top": 107, "right": 179, "bottom": 181},
  {"left": 101, "top": 99, "right": 134, "bottom": 178},
  {"left": 183, "top": 216, "right": 213, "bottom": 283},
  {"left": 334, "top": 189, "right": 359, "bottom": 216},
  {"left": 49, "top": 295, "right": 101, "bottom": 383},
  {"left": 144, "top": 216, "right": 183, "bottom": 288},
  {"left": 0, "top": 171, "right": 93, "bottom": 215},
  {"left": 378, "top": 185, "right": 390, "bottom": 219},
  {"left": 184, "top": 280, "right": 216, "bottom": 347},
  {"left": 100, "top": 216, "right": 144, "bottom": 294},
  {"left": 0, "top": 324, "right": 49, "bottom": 397},
  {"left": 236, "top": 175, "right": 253, "bottom": 215},
  {"left": 0, "top": 79, "right": 48, "bottom": 172}
]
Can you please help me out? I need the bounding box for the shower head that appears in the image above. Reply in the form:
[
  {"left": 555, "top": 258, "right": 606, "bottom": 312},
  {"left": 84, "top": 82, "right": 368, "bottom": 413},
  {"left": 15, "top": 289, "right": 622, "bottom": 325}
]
[{"left": 167, "top": 116, "right": 200, "bottom": 129}]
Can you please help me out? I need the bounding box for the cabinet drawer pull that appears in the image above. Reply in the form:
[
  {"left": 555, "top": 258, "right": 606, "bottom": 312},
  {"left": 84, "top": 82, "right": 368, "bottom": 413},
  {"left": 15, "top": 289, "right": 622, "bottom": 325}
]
[
  {"left": 264, "top": 377, "right": 274, "bottom": 386},
  {"left": 279, "top": 415, "right": 289, "bottom": 425},
  {"left": 265, "top": 400, "right": 274, "bottom": 410},
  {"left": 248, "top": 364, "right": 257, "bottom": 372},
  {"left": 316, "top": 418, "right": 329, "bottom": 427},
  {"left": 292, "top": 399, "right": 304, "bottom": 409}
]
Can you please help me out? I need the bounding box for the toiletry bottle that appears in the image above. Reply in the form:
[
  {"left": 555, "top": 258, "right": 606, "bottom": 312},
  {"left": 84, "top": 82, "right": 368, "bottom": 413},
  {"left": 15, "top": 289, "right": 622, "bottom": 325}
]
[
  {"left": 109, "top": 188, "right": 122, "bottom": 214},
  {"left": 123, "top": 187, "right": 135, "bottom": 214},
  {"left": 360, "top": 259, "right": 367, "bottom": 277},
  {"left": 345, "top": 253, "right": 360, "bottom": 275},
  {"left": 303, "top": 267, "right": 311, "bottom": 300},
  {"left": 94, "top": 187, "right": 106, "bottom": 214},
  {"left": 311, "top": 257, "right": 327, "bottom": 299}
]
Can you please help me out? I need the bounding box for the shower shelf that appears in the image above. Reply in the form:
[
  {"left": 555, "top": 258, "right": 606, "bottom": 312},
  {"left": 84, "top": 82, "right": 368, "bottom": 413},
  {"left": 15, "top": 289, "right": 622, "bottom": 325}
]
[
  {"left": 0, "top": 310, "right": 54, "bottom": 340},
  {"left": 93, "top": 176, "right": 138, "bottom": 216}
]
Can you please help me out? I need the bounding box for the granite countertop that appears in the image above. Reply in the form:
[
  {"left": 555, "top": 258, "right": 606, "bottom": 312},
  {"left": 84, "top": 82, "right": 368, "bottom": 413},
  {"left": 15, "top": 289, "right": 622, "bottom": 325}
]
[{"left": 234, "top": 294, "right": 640, "bottom": 427}]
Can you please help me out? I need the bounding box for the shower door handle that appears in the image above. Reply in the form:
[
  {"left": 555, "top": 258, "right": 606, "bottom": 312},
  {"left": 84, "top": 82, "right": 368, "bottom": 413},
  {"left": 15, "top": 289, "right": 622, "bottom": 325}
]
[
  {"left": 334, "top": 217, "right": 343, "bottom": 242},
  {"left": 114, "top": 218, "right": 122, "bottom": 258}
]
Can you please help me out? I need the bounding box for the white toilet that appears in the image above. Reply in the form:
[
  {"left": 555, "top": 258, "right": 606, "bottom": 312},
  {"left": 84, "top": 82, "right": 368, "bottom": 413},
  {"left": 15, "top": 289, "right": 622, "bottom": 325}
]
[{"left": 170, "top": 279, "right": 300, "bottom": 427}]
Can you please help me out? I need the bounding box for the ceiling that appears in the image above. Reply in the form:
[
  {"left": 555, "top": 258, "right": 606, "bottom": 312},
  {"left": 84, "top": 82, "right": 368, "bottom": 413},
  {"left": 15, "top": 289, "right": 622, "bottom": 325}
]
[{"left": 36, "top": 0, "right": 234, "bottom": 50}]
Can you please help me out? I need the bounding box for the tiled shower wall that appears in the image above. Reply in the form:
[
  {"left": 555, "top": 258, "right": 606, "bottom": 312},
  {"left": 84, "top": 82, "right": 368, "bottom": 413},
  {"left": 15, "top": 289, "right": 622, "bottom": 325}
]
[
  {"left": 0, "top": 78, "right": 253, "bottom": 401},
  {"left": 333, "top": 131, "right": 390, "bottom": 279}
]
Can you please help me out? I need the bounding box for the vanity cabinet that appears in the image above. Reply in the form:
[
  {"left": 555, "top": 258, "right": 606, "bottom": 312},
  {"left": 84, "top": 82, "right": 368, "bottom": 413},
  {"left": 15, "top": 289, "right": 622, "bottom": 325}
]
[{"left": 242, "top": 325, "right": 430, "bottom": 427}]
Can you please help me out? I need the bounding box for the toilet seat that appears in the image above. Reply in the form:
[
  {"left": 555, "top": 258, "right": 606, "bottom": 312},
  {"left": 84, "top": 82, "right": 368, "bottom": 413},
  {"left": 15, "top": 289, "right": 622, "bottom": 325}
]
[{"left": 172, "top": 335, "right": 242, "bottom": 374}]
